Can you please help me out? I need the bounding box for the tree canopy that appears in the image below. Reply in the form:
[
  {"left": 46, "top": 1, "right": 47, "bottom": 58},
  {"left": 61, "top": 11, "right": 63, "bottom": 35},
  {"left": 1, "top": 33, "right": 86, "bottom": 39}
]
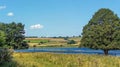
[
  {"left": 80, "top": 8, "right": 120, "bottom": 55},
  {"left": 0, "top": 22, "right": 29, "bottom": 49}
]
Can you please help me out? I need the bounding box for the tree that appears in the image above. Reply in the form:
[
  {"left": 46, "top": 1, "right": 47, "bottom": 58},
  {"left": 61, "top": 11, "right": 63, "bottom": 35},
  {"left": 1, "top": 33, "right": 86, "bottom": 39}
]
[
  {"left": 0, "top": 22, "right": 28, "bottom": 49},
  {"left": 64, "top": 36, "right": 69, "bottom": 40},
  {"left": 5, "top": 22, "right": 26, "bottom": 49},
  {"left": 0, "top": 22, "right": 27, "bottom": 65},
  {"left": 67, "top": 40, "right": 76, "bottom": 44},
  {"left": 79, "top": 35, "right": 81, "bottom": 37},
  {"left": 80, "top": 8, "right": 120, "bottom": 55}
]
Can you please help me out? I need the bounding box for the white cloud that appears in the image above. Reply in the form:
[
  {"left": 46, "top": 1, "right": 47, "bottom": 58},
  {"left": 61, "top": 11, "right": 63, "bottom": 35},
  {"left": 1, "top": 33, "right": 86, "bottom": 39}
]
[
  {"left": 30, "top": 24, "right": 44, "bottom": 29},
  {"left": 7, "top": 12, "right": 14, "bottom": 16},
  {"left": 0, "top": 5, "right": 6, "bottom": 10}
]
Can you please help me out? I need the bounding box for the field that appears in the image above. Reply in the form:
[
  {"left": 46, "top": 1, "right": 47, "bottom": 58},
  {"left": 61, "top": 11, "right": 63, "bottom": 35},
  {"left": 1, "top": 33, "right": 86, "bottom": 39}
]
[
  {"left": 25, "top": 37, "right": 80, "bottom": 47},
  {"left": 1, "top": 37, "right": 120, "bottom": 67},
  {"left": 1, "top": 53, "right": 120, "bottom": 67}
]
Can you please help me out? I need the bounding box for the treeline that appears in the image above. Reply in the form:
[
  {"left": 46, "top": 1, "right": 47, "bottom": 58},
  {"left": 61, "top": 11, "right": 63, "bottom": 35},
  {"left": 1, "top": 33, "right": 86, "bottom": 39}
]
[
  {"left": 25, "top": 36, "right": 38, "bottom": 38},
  {"left": 25, "top": 35, "right": 81, "bottom": 39},
  {"left": 50, "top": 35, "right": 81, "bottom": 38},
  {"left": 0, "top": 22, "right": 29, "bottom": 49}
]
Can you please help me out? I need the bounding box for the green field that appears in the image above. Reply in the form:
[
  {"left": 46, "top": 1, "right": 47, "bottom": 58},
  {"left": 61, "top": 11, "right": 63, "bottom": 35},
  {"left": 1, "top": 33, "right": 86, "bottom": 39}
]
[
  {"left": 25, "top": 37, "right": 80, "bottom": 47},
  {"left": 1, "top": 53, "right": 120, "bottom": 67}
]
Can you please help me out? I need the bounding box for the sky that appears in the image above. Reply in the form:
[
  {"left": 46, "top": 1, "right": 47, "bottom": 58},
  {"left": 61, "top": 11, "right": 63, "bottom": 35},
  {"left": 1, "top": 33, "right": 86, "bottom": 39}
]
[{"left": 0, "top": 0, "right": 120, "bottom": 37}]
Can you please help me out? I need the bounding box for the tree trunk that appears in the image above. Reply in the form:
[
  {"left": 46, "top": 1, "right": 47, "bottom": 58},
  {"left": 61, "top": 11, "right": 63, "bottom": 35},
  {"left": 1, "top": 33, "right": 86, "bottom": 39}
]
[{"left": 103, "top": 49, "right": 109, "bottom": 55}]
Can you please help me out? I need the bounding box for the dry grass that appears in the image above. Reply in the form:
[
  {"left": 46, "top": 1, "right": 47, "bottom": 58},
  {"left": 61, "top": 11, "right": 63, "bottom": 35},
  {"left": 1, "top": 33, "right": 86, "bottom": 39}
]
[{"left": 12, "top": 52, "right": 120, "bottom": 67}]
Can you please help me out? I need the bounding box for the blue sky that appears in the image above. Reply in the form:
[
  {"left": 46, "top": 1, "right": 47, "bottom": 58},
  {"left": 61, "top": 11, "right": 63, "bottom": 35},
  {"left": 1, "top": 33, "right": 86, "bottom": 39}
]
[{"left": 0, "top": 0, "right": 120, "bottom": 37}]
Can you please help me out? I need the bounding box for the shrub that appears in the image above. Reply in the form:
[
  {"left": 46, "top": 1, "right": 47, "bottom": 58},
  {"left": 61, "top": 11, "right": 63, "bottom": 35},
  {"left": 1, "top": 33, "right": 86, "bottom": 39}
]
[
  {"left": 64, "top": 37, "right": 69, "bottom": 40},
  {"left": 28, "top": 40, "right": 30, "bottom": 43},
  {"left": 67, "top": 40, "right": 76, "bottom": 44},
  {"left": 38, "top": 40, "right": 50, "bottom": 45},
  {"left": 39, "top": 41, "right": 44, "bottom": 44},
  {"left": 0, "top": 48, "right": 13, "bottom": 64}
]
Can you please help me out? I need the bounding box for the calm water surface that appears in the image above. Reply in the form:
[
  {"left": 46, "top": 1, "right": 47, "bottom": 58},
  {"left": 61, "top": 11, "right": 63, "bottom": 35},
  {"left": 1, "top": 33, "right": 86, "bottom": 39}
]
[{"left": 15, "top": 47, "right": 120, "bottom": 56}]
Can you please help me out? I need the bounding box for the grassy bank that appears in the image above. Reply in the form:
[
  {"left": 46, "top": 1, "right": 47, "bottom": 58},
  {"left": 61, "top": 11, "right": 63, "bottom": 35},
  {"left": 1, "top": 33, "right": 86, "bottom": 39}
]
[{"left": 2, "top": 53, "right": 120, "bottom": 67}]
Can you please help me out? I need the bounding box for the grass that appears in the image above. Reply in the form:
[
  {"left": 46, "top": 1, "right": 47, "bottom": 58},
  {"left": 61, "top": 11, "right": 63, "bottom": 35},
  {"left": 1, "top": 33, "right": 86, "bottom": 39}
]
[
  {"left": 9, "top": 37, "right": 119, "bottom": 67},
  {"left": 69, "top": 37, "right": 81, "bottom": 42},
  {"left": 25, "top": 38, "right": 49, "bottom": 43},
  {"left": 25, "top": 38, "right": 66, "bottom": 43},
  {"left": 25, "top": 37, "right": 80, "bottom": 47},
  {"left": 3, "top": 52, "right": 119, "bottom": 67}
]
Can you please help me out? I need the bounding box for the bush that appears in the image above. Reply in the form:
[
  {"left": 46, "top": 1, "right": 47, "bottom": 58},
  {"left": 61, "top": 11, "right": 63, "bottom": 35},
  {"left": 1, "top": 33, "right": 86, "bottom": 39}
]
[
  {"left": 67, "top": 40, "right": 76, "bottom": 44},
  {"left": 0, "top": 48, "right": 13, "bottom": 64},
  {"left": 28, "top": 40, "right": 30, "bottom": 43},
  {"left": 38, "top": 40, "right": 50, "bottom": 45},
  {"left": 39, "top": 41, "right": 44, "bottom": 45},
  {"left": 64, "top": 37, "right": 69, "bottom": 40}
]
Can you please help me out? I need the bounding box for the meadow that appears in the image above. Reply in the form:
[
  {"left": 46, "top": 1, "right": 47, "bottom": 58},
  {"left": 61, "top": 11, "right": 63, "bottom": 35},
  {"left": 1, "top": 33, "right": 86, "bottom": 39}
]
[
  {"left": 1, "top": 37, "right": 120, "bottom": 67},
  {"left": 1, "top": 52, "right": 120, "bottom": 67},
  {"left": 25, "top": 37, "right": 80, "bottom": 47}
]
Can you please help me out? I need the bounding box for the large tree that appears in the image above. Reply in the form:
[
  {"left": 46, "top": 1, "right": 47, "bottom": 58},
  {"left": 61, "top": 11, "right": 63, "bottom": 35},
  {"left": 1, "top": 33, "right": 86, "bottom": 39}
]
[
  {"left": 80, "top": 8, "right": 120, "bottom": 55},
  {"left": 0, "top": 22, "right": 29, "bottom": 49}
]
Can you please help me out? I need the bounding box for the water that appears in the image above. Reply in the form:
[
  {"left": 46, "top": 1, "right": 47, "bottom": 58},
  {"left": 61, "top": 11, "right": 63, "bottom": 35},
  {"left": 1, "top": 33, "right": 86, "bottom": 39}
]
[{"left": 15, "top": 47, "right": 120, "bottom": 56}]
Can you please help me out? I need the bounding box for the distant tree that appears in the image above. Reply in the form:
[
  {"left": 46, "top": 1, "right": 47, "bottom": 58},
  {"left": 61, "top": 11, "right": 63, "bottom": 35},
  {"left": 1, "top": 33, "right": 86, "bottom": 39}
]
[
  {"left": 80, "top": 8, "right": 120, "bottom": 55},
  {"left": 52, "top": 36, "right": 57, "bottom": 38},
  {"left": 38, "top": 41, "right": 44, "bottom": 45},
  {"left": 79, "top": 35, "right": 81, "bottom": 37},
  {"left": 25, "top": 36, "right": 38, "bottom": 38},
  {"left": 28, "top": 40, "right": 30, "bottom": 43},
  {"left": 67, "top": 40, "right": 76, "bottom": 44},
  {"left": 73, "top": 36, "right": 75, "bottom": 38},
  {"left": 58, "top": 36, "right": 62, "bottom": 38},
  {"left": 64, "top": 36, "right": 69, "bottom": 40}
]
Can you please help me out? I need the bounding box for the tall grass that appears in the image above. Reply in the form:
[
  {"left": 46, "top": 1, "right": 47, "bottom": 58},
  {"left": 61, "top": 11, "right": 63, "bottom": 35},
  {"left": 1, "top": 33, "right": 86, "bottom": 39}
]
[{"left": 11, "top": 53, "right": 120, "bottom": 67}]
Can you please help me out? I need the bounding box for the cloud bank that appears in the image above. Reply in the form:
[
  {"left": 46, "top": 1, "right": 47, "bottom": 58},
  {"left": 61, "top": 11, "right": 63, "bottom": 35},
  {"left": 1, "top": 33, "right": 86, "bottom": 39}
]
[{"left": 30, "top": 24, "right": 44, "bottom": 29}]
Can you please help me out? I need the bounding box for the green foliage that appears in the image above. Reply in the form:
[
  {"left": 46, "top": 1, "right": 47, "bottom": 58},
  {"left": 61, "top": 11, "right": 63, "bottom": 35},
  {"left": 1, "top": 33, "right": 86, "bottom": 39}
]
[
  {"left": 0, "top": 30, "right": 6, "bottom": 47},
  {"left": 0, "top": 22, "right": 28, "bottom": 49},
  {"left": 28, "top": 40, "right": 31, "bottom": 43},
  {"left": 38, "top": 41, "right": 44, "bottom": 45},
  {"left": 0, "top": 48, "right": 13, "bottom": 64},
  {"left": 0, "top": 22, "right": 28, "bottom": 66},
  {"left": 64, "top": 36, "right": 69, "bottom": 40},
  {"left": 26, "top": 39, "right": 49, "bottom": 43},
  {"left": 80, "top": 8, "right": 120, "bottom": 55},
  {"left": 38, "top": 40, "right": 50, "bottom": 45},
  {"left": 21, "top": 41, "right": 29, "bottom": 49},
  {"left": 67, "top": 40, "right": 76, "bottom": 44}
]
